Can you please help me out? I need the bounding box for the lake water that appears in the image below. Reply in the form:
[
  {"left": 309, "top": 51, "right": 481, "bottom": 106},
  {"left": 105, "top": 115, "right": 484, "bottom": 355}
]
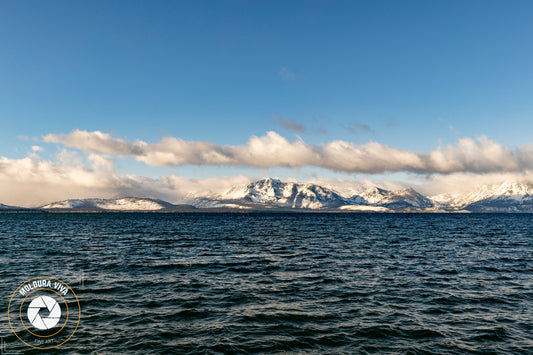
[{"left": 1, "top": 213, "right": 532, "bottom": 354}]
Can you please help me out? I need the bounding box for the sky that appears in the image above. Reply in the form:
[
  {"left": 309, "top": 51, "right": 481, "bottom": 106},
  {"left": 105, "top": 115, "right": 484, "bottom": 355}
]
[{"left": 1, "top": 0, "right": 533, "bottom": 206}]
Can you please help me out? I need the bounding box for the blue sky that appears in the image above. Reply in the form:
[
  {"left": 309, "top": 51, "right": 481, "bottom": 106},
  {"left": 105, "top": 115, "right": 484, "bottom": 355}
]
[{"left": 1, "top": 1, "right": 533, "bottom": 205}]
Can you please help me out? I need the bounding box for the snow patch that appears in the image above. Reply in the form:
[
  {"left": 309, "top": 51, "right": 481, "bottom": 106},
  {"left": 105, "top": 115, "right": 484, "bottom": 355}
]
[{"left": 339, "top": 205, "right": 390, "bottom": 212}]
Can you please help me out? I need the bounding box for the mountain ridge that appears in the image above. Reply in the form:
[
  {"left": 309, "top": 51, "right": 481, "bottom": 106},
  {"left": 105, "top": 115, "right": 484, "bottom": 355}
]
[
  {"left": 2, "top": 179, "right": 533, "bottom": 212},
  {"left": 190, "top": 178, "right": 533, "bottom": 212}
]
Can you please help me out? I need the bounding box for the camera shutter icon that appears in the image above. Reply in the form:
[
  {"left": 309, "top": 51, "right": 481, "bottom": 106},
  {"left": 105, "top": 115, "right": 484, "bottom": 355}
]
[{"left": 27, "top": 296, "right": 61, "bottom": 330}]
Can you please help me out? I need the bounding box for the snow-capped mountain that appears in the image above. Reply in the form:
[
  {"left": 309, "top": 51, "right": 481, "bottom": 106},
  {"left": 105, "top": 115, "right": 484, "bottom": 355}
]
[
  {"left": 194, "top": 178, "right": 434, "bottom": 210},
  {"left": 208, "top": 178, "right": 354, "bottom": 209},
  {"left": 360, "top": 187, "right": 435, "bottom": 209},
  {"left": 431, "top": 181, "right": 533, "bottom": 211},
  {"left": 40, "top": 197, "right": 176, "bottom": 211},
  {"left": 462, "top": 182, "right": 533, "bottom": 212},
  {"left": 5, "top": 180, "right": 533, "bottom": 213},
  {"left": 196, "top": 179, "right": 533, "bottom": 212}
]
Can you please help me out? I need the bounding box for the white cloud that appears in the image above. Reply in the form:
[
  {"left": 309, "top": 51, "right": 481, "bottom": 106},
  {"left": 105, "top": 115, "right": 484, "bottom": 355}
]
[
  {"left": 43, "top": 130, "right": 533, "bottom": 174},
  {"left": 0, "top": 155, "right": 252, "bottom": 207},
  {"left": 56, "top": 149, "right": 83, "bottom": 166},
  {"left": 0, "top": 156, "right": 118, "bottom": 207},
  {"left": 425, "top": 136, "right": 520, "bottom": 173},
  {"left": 44, "top": 130, "right": 145, "bottom": 155}
]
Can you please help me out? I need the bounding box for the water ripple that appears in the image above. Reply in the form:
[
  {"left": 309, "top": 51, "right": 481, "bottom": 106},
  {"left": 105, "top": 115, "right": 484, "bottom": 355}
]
[{"left": 0, "top": 213, "right": 532, "bottom": 354}]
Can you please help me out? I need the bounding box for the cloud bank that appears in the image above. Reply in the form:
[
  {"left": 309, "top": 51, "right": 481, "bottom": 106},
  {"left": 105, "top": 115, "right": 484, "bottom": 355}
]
[
  {"left": 0, "top": 155, "right": 252, "bottom": 207},
  {"left": 0, "top": 129, "right": 529, "bottom": 206},
  {"left": 2, "top": 153, "right": 533, "bottom": 208},
  {"left": 44, "top": 130, "right": 533, "bottom": 174}
]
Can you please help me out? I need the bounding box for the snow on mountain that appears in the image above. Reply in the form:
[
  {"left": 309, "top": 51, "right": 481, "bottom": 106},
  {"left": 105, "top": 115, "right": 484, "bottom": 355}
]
[
  {"left": 359, "top": 187, "right": 390, "bottom": 204},
  {"left": 339, "top": 205, "right": 390, "bottom": 212},
  {"left": 40, "top": 197, "right": 176, "bottom": 211},
  {"left": 190, "top": 199, "right": 252, "bottom": 209},
  {"left": 14, "top": 180, "right": 533, "bottom": 212},
  {"left": 211, "top": 178, "right": 354, "bottom": 209},
  {"left": 196, "top": 178, "right": 436, "bottom": 210},
  {"left": 462, "top": 182, "right": 533, "bottom": 212},
  {"left": 432, "top": 181, "right": 533, "bottom": 210},
  {"left": 359, "top": 187, "right": 435, "bottom": 209}
]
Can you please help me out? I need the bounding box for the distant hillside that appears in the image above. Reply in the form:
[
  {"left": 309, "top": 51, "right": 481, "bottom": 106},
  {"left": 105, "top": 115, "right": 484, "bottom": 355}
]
[{"left": 40, "top": 197, "right": 178, "bottom": 211}]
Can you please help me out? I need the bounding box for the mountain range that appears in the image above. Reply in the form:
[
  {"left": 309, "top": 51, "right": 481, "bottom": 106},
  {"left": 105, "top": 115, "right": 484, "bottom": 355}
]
[{"left": 1, "top": 179, "right": 533, "bottom": 212}]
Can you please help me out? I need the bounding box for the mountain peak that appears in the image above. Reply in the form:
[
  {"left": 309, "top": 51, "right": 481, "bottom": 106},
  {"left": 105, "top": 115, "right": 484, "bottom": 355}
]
[
  {"left": 260, "top": 177, "right": 282, "bottom": 184},
  {"left": 360, "top": 186, "right": 390, "bottom": 204},
  {"left": 218, "top": 179, "right": 347, "bottom": 209},
  {"left": 364, "top": 186, "right": 388, "bottom": 194}
]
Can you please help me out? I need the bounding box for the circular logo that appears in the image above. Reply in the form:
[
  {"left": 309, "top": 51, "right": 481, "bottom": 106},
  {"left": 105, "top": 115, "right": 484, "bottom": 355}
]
[
  {"left": 8, "top": 277, "right": 80, "bottom": 350},
  {"left": 27, "top": 296, "right": 62, "bottom": 330}
]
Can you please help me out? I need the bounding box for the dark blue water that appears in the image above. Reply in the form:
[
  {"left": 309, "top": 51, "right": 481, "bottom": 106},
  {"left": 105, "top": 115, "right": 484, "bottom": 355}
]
[{"left": 0, "top": 213, "right": 532, "bottom": 354}]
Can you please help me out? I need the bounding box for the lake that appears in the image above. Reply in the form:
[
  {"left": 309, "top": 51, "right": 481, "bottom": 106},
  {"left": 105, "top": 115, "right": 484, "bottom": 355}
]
[{"left": 1, "top": 213, "right": 532, "bottom": 354}]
